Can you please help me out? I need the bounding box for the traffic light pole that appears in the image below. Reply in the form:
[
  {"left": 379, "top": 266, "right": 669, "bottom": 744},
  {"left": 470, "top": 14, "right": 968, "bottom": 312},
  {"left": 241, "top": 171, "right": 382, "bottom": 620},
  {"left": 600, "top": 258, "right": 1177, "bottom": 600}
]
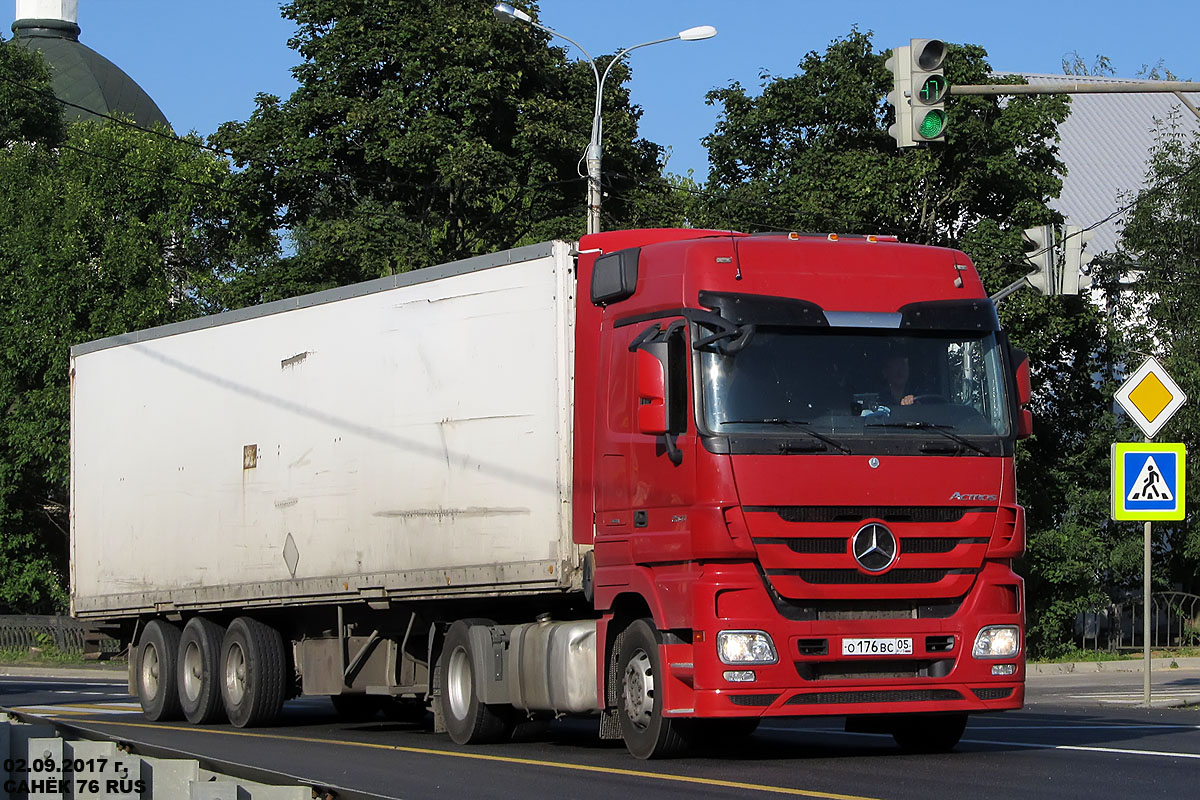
[{"left": 949, "top": 81, "right": 1200, "bottom": 122}]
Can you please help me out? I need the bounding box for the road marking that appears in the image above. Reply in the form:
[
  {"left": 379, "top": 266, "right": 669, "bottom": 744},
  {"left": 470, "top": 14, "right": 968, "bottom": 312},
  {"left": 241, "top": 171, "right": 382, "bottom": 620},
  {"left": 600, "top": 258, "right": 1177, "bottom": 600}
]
[
  {"left": 973, "top": 724, "right": 1200, "bottom": 731},
  {"left": 761, "top": 726, "right": 1200, "bottom": 760},
  {"left": 962, "top": 737, "right": 1200, "bottom": 760},
  {"left": 11, "top": 703, "right": 142, "bottom": 715},
  {"left": 45, "top": 718, "right": 879, "bottom": 800}
]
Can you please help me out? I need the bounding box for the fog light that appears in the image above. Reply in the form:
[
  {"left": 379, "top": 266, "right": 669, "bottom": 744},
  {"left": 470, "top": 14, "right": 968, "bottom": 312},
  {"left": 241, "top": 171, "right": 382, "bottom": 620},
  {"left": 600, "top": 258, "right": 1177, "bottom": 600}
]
[
  {"left": 723, "top": 670, "right": 756, "bottom": 682},
  {"left": 717, "top": 630, "right": 778, "bottom": 664},
  {"left": 992, "top": 663, "right": 1016, "bottom": 676},
  {"left": 973, "top": 625, "right": 1020, "bottom": 658}
]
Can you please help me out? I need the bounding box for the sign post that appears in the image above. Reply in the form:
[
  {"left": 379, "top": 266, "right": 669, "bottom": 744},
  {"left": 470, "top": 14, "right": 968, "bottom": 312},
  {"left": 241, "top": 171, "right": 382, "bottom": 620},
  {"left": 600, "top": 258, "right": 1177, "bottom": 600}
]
[{"left": 1112, "top": 357, "right": 1187, "bottom": 706}]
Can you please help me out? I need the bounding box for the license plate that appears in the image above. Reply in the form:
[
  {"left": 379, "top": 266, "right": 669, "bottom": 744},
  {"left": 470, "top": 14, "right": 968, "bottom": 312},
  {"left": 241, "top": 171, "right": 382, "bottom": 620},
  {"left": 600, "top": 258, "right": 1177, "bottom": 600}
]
[{"left": 841, "top": 637, "right": 914, "bottom": 656}]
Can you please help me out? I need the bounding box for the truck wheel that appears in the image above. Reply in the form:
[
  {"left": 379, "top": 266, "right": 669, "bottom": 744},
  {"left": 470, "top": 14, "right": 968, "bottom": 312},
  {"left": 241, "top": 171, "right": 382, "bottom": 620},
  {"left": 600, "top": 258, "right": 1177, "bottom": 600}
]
[
  {"left": 220, "top": 617, "right": 287, "bottom": 728},
  {"left": 438, "top": 619, "right": 512, "bottom": 744},
  {"left": 617, "top": 619, "right": 693, "bottom": 759},
  {"left": 136, "top": 620, "right": 183, "bottom": 720},
  {"left": 178, "top": 617, "right": 226, "bottom": 724},
  {"left": 891, "top": 713, "right": 968, "bottom": 752},
  {"left": 331, "top": 694, "right": 385, "bottom": 721}
]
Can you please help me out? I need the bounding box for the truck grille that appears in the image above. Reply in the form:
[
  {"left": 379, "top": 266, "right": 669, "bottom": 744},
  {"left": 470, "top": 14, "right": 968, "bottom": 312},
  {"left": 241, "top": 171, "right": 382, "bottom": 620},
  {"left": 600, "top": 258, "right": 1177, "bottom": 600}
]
[
  {"left": 795, "top": 659, "right": 955, "bottom": 681},
  {"left": 745, "top": 505, "right": 992, "bottom": 600},
  {"left": 762, "top": 536, "right": 987, "bottom": 555},
  {"left": 769, "top": 568, "right": 977, "bottom": 585},
  {"left": 770, "top": 596, "right": 965, "bottom": 621},
  {"left": 785, "top": 689, "right": 963, "bottom": 705},
  {"left": 747, "top": 506, "right": 983, "bottom": 524}
]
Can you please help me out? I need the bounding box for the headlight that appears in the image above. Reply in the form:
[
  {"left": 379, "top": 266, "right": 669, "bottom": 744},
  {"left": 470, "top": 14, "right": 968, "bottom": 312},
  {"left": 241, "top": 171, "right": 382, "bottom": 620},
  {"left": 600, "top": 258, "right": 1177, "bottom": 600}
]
[
  {"left": 973, "top": 625, "right": 1020, "bottom": 658},
  {"left": 717, "top": 630, "right": 778, "bottom": 664}
]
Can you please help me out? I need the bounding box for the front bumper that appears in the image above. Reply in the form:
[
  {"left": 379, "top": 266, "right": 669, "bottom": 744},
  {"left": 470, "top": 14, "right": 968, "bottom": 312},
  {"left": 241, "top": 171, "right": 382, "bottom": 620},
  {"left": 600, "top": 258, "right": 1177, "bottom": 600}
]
[{"left": 660, "top": 560, "right": 1024, "bottom": 719}]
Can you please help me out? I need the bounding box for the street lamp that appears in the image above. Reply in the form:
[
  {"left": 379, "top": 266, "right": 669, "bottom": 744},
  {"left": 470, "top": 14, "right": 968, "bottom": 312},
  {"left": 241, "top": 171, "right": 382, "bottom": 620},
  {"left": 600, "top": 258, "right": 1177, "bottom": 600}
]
[{"left": 492, "top": 3, "right": 716, "bottom": 235}]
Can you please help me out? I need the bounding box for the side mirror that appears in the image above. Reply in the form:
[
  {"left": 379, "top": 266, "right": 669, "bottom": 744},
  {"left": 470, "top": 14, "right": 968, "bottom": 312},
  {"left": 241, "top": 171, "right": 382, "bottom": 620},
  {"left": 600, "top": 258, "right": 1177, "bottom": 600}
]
[
  {"left": 636, "top": 347, "right": 668, "bottom": 435},
  {"left": 1017, "top": 409, "right": 1034, "bottom": 439},
  {"left": 1012, "top": 347, "right": 1033, "bottom": 440}
]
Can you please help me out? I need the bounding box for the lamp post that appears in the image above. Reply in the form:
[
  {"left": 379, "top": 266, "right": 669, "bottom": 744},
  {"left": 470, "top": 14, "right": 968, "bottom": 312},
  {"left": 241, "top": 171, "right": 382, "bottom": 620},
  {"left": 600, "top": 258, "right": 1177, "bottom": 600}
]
[{"left": 492, "top": 3, "right": 715, "bottom": 235}]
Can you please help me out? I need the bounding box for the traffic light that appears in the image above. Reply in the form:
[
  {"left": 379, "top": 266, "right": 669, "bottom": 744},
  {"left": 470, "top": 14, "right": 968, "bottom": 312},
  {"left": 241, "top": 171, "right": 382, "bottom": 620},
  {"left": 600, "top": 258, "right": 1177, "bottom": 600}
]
[
  {"left": 909, "top": 39, "right": 947, "bottom": 142},
  {"left": 1061, "top": 225, "right": 1095, "bottom": 295},
  {"left": 885, "top": 45, "right": 915, "bottom": 148},
  {"left": 1022, "top": 225, "right": 1057, "bottom": 295}
]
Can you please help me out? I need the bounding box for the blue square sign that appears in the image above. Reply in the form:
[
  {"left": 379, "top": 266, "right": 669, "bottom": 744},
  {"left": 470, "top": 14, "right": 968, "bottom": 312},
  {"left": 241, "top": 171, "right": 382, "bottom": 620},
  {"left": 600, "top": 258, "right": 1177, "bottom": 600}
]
[{"left": 1111, "top": 443, "right": 1186, "bottom": 521}]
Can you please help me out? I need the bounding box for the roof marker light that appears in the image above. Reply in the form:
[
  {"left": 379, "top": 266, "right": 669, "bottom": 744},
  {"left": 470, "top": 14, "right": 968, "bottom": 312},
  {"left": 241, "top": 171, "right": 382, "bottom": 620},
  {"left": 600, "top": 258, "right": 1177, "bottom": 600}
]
[
  {"left": 828, "top": 234, "right": 839, "bottom": 242},
  {"left": 788, "top": 232, "right": 799, "bottom": 240},
  {"left": 867, "top": 235, "right": 878, "bottom": 243}
]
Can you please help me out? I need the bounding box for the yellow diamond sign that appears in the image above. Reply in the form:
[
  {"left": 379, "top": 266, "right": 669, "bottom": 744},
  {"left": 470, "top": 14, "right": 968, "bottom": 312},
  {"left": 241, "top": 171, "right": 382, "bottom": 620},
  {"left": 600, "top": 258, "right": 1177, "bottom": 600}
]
[{"left": 1115, "top": 357, "right": 1186, "bottom": 439}]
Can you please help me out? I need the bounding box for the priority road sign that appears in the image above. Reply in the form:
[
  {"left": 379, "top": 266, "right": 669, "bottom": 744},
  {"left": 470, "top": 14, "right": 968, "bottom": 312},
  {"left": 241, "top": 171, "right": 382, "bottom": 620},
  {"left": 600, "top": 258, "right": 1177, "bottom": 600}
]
[
  {"left": 1111, "top": 442, "right": 1186, "bottom": 521},
  {"left": 1114, "top": 357, "right": 1186, "bottom": 440}
]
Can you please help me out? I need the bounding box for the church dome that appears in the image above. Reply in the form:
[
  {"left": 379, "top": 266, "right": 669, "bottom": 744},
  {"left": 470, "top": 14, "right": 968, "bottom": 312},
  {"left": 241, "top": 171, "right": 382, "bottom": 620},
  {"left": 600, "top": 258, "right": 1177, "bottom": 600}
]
[{"left": 10, "top": 0, "right": 169, "bottom": 129}]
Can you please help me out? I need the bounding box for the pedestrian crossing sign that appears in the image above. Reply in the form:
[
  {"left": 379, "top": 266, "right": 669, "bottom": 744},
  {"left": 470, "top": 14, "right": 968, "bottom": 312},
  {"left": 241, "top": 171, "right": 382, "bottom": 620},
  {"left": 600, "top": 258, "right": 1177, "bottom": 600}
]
[{"left": 1111, "top": 443, "right": 1186, "bottom": 521}]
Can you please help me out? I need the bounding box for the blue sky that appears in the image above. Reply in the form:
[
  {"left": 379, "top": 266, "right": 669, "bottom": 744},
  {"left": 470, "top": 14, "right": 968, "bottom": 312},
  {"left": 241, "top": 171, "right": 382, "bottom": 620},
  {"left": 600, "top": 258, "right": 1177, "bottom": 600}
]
[{"left": 5, "top": 1, "right": 1194, "bottom": 178}]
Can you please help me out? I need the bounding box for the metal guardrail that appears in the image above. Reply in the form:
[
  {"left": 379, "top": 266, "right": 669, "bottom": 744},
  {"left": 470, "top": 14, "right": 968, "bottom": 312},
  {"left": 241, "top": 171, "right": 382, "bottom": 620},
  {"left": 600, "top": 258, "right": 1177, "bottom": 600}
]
[
  {"left": 0, "top": 616, "right": 121, "bottom": 658},
  {"left": 1077, "top": 592, "right": 1200, "bottom": 651}
]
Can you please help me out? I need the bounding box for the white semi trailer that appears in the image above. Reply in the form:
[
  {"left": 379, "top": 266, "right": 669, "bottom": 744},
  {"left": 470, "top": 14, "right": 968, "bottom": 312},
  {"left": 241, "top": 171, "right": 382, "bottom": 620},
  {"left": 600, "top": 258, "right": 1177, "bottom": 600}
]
[{"left": 71, "top": 241, "right": 595, "bottom": 731}]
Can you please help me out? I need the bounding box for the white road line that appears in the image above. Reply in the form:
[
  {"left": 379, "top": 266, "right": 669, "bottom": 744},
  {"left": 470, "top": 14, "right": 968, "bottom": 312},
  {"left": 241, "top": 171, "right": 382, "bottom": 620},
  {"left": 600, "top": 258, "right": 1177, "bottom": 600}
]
[
  {"left": 975, "top": 724, "right": 1200, "bottom": 731},
  {"left": 761, "top": 726, "right": 1200, "bottom": 760},
  {"left": 963, "top": 737, "right": 1200, "bottom": 760}
]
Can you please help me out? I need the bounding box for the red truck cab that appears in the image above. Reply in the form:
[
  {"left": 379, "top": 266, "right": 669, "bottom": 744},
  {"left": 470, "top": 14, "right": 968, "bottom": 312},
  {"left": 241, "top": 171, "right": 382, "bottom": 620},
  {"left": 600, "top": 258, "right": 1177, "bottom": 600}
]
[{"left": 574, "top": 229, "right": 1029, "bottom": 758}]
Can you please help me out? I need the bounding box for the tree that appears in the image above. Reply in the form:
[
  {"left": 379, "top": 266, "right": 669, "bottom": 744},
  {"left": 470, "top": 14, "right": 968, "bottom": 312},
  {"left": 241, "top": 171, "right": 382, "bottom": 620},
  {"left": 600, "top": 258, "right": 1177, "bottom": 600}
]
[
  {"left": 694, "top": 29, "right": 1118, "bottom": 655},
  {"left": 0, "top": 38, "right": 240, "bottom": 612},
  {"left": 1104, "top": 111, "right": 1200, "bottom": 596},
  {"left": 212, "top": 0, "right": 668, "bottom": 303}
]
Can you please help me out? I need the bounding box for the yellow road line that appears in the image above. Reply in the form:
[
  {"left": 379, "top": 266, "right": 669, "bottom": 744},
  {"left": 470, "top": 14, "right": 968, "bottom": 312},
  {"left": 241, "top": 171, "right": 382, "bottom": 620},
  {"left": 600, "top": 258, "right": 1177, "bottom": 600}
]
[{"left": 55, "top": 717, "right": 879, "bottom": 800}]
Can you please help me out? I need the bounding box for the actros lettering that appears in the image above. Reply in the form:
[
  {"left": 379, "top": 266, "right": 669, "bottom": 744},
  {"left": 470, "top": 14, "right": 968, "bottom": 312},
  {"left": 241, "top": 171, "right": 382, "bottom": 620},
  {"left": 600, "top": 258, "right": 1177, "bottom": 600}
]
[{"left": 949, "top": 491, "right": 998, "bottom": 502}]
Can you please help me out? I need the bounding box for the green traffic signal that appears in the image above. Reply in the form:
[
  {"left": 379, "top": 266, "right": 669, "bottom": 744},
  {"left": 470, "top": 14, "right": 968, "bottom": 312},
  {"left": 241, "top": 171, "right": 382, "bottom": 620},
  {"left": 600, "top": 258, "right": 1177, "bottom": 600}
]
[{"left": 917, "top": 109, "right": 947, "bottom": 139}]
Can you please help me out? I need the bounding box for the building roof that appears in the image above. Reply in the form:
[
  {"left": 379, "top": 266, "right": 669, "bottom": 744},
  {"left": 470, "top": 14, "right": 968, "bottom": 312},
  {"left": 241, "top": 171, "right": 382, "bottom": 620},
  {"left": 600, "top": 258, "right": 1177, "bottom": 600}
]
[
  {"left": 10, "top": 15, "right": 169, "bottom": 130},
  {"left": 1014, "top": 74, "right": 1200, "bottom": 255}
]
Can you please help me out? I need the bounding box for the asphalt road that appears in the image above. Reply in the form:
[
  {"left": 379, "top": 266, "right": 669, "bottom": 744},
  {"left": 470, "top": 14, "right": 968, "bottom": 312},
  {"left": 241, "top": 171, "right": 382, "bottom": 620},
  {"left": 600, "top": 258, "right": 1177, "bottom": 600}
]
[{"left": 3, "top": 669, "right": 1199, "bottom": 800}]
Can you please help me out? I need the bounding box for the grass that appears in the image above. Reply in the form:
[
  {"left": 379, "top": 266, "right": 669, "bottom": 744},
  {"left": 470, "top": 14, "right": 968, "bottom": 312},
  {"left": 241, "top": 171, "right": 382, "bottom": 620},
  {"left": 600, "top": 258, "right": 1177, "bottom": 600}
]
[
  {"left": 0, "top": 645, "right": 122, "bottom": 668},
  {"left": 1031, "top": 646, "right": 1200, "bottom": 664}
]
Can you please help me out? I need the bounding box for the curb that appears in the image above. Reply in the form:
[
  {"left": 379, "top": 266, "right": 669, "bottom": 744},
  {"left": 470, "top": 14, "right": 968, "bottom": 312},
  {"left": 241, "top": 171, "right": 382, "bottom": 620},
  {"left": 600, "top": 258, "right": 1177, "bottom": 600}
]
[
  {"left": 1028, "top": 656, "right": 1200, "bottom": 675},
  {"left": 0, "top": 663, "right": 127, "bottom": 680}
]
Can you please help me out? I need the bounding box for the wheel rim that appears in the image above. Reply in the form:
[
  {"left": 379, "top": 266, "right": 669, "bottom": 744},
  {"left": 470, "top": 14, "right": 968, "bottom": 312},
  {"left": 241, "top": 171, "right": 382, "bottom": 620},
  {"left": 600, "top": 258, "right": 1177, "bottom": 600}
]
[
  {"left": 224, "top": 641, "right": 247, "bottom": 705},
  {"left": 622, "top": 647, "right": 655, "bottom": 730},
  {"left": 182, "top": 640, "right": 203, "bottom": 702},
  {"left": 141, "top": 643, "right": 161, "bottom": 698},
  {"left": 446, "top": 644, "right": 472, "bottom": 720}
]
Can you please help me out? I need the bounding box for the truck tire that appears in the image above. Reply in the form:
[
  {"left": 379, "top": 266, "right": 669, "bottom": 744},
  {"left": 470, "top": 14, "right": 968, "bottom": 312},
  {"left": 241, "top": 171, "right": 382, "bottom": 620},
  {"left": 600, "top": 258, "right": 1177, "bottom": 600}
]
[
  {"left": 178, "top": 617, "right": 226, "bottom": 724},
  {"left": 438, "top": 619, "right": 512, "bottom": 744},
  {"left": 891, "top": 712, "right": 968, "bottom": 752},
  {"left": 136, "top": 620, "right": 183, "bottom": 721},
  {"left": 617, "top": 619, "right": 693, "bottom": 759},
  {"left": 220, "top": 617, "right": 287, "bottom": 728}
]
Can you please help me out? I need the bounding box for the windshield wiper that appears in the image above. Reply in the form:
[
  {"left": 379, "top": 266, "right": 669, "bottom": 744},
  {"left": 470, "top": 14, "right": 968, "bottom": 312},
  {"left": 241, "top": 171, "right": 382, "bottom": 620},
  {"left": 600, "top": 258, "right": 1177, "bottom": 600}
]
[
  {"left": 864, "top": 421, "right": 989, "bottom": 456},
  {"left": 721, "top": 418, "right": 852, "bottom": 454}
]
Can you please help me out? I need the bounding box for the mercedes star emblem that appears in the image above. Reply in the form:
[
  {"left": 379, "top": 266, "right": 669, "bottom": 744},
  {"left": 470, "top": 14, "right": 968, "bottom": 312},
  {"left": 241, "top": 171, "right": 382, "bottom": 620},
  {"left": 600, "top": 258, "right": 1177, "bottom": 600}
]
[{"left": 852, "top": 523, "right": 898, "bottom": 572}]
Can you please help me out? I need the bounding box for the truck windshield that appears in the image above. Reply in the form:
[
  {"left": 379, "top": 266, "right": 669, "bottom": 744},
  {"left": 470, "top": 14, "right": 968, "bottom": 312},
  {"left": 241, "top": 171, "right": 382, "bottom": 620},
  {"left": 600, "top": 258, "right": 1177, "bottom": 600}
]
[{"left": 699, "top": 327, "right": 1011, "bottom": 439}]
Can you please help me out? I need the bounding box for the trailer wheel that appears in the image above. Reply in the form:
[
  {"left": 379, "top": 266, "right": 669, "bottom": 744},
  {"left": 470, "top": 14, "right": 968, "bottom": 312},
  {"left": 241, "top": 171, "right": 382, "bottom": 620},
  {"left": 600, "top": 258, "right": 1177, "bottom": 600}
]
[
  {"left": 617, "top": 619, "right": 693, "bottom": 759},
  {"left": 178, "top": 617, "right": 226, "bottom": 724},
  {"left": 136, "top": 620, "right": 183, "bottom": 721},
  {"left": 220, "top": 617, "right": 287, "bottom": 728},
  {"left": 891, "top": 713, "right": 968, "bottom": 752},
  {"left": 438, "top": 619, "right": 512, "bottom": 744}
]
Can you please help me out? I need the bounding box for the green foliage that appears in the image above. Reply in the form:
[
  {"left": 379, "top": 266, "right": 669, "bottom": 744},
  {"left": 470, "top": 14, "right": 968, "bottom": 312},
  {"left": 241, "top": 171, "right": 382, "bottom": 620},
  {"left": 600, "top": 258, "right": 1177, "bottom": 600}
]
[
  {"left": 0, "top": 46, "right": 238, "bottom": 611},
  {"left": 697, "top": 29, "right": 1070, "bottom": 246},
  {"left": 0, "top": 40, "right": 64, "bottom": 147},
  {"left": 212, "top": 0, "right": 668, "bottom": 303},
  {"left": 1105, "top": 111, "right": 1200, "bottom": 591}
]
